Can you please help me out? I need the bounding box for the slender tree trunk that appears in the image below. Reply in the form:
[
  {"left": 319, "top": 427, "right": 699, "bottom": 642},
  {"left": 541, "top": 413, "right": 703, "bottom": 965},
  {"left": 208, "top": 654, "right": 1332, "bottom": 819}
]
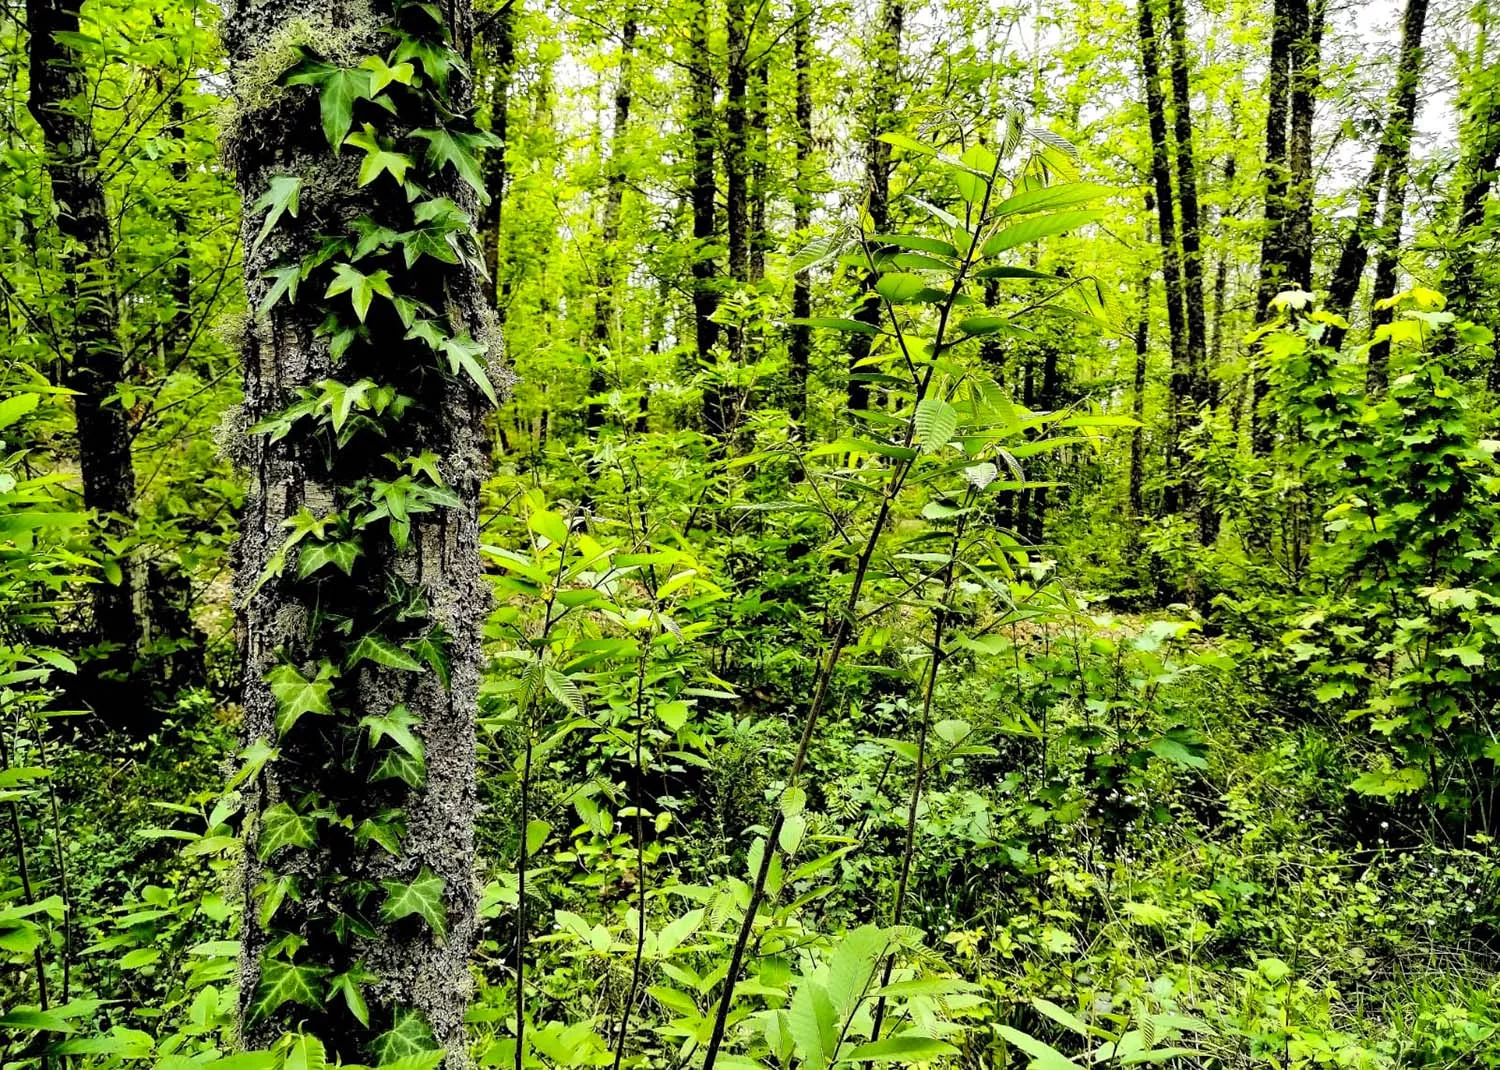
[
  {"left": 1284, "top": 0, "right": 1324, "bottom": 292},
  {"left": 690, "top": 0, "right": 723, "bottom": 432},
  {"left": 1136, "top": 0, "right": 1190, "bottom": 516},
  {"left": 788, "top": 0, "right": 813, "bottom": 425},
  {"left": 1436, "top": 6, "right": 1498, "bottom": 375},
  {"left": 27, "top": 0, "right": 149, "bottom": 719},
  {"left": 1363, "top": 0, "right": 1429, "bottom": 393},
  {"left": 749, "top": 54, "right": 769, "bottom": 285},
  {"left": 1253, "top": 0, "right": 1293, "bottom": 323},
  {"left": 224, "top": 0, "right": 492, "bottom": 1054},
  {"left": 846, "top": 0, "right": 902, "bottom": 414},
  {"left": 1165, "top": 0, "right": 1207, "bottom": 406},
  {"left": 1324, "top": 0, "right": 1427, "bottom": 357},
  {"left": 1129, "top": 247, "right": 1151, "bottom": 527},
  {"left": 1209, "top": 154, "right": 1234, "bottom": 407},
  {"left": 587, "top": 15, "right": 637, "bottom": 433},
  {"left": 480, "top": 4, "right": 516, "bottom": 310}
]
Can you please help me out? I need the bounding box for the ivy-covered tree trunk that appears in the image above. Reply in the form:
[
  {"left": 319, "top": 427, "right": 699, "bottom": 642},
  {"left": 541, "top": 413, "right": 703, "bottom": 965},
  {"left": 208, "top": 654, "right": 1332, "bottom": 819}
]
[
  {"left": 27, "top": 0, "right": 149, "bottom": 711},
  {"left": 223, "top": 0, "right": 499, "bottom": 1058}
]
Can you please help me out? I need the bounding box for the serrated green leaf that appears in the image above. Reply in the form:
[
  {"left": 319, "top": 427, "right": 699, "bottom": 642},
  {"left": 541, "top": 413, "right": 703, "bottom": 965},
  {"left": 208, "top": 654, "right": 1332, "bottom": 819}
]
[
  {"left": 981, "top": 209, "right": 1105, "bottom": 256},
  {"left": 251, "top": 175, "right": 302, "bottom": 252}
]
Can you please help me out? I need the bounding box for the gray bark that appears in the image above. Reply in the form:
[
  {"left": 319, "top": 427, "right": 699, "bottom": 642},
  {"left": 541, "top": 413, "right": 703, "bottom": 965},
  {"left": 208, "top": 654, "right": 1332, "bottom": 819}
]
[{"left": 223, "top": 0, "right": 494, "bottom": 1056}]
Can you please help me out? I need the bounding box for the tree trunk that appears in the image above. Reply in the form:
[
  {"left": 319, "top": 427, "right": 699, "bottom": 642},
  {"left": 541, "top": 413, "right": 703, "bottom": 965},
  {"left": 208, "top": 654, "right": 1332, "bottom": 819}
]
[
  {"left": 1436, "top": 8, "right": 1498, "bottom": 375},
  {"left": 1129, "top": 196, "right": 1155, "bottom": 527},
  {"left": 27, "top": 0, "right": 148, "bottom": 713},
  {"left": 1165, "top": 0, "right": 1207, "bottom": 408},
  {"left": 749, "top": 53, "right": 769, "bottom": 285},
  {"left": 846, "top": 0, "right": 902, "bottom": 414},
  {"left": 223, "top": 0, "right": 494, "bottom": 1057},
  {"left": 690, "top": 0, "right": 723, "bottom": 432},
  {"left": 1324, "top": 0, "right": 1427, "bottom": 357},
  {"left": 1253, "top": 0, "right": 1293, "bottom": 324},
  {"left": 1284, "top": 0, "right": 1323, "bottom": 292},
  {"left": 480, "top": 4, "right": 515, "bottom": 310},
  {"left": 1136, "top": 0, "right": 1190, "bottom": 516},
  {"left": 587, "top": 15, "right": 637, "bottom": 433},
  {"left": 788, "top": 0, "right": 813, "bottom": 425}
]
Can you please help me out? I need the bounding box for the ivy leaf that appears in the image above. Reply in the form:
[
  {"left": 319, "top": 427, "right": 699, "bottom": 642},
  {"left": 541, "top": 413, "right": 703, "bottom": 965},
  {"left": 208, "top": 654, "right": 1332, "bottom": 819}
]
[
  {"left": 250, "top": 175, "right": 302, "bottom": 253},
  {"left": 439, "top": 333, "right": 498, "bottom": 404},
  {"left": 346, "top": 634, "right": 424, "bottom": 672},
  {"left": 356, "top": 816, "right": 405, "bottom": 856},
  {"left": 359, "top": 55, "right": 415, "bottom": 96},
  {"left": 393, "top": 35, "right": 459, "bottom": 90},
  {"left": 371, "top": 747, "right": 426, "bottom": 787},
  {"left": 257, "top": 264, "right": 302, "bottom": 317},
  {"left": 316, "top": 68, "right": 372, "bottom": 149},
  {"left": 345, "top": 124, "right": 413, "bottom": 187},
  {"left": 412, "top": 127, "right": 498, "bottom": 199},
  {"left": 267, "top": 661, "right": 336, "bottom": 736},
  {"left": 361, "top": 704, "right": 425, "bottom": 760},
  {"left": 228, "top": 737, "right": 278, "bottom": 791},
  {"left": 298, "top": 539, "right": 361, "bottom": 579},
  {"left": 326, "top": 263, "right": 393, "bottom": 323},
  {"left": 409, "top": 630, "right": 451, "bottom": 689},
  {"left": 257, "top": 801, "right": 317, "bottom": 860},
  {"left": 328, "top": 965, "right": 377, "bottom": 1027},
  {"left": 380, "top": 868, "right": 447, "bottom": 937},
  {"left": 249, "top": 958, "right": 327, "bottom": 1021},
  {"left": 372, "top": 1010, "right": 440, "bottom": 1065}
]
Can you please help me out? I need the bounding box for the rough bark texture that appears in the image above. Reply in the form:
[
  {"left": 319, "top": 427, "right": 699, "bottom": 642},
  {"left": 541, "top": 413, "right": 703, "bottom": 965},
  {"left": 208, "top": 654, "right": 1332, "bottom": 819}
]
[
  {"left": 788, "top": 0, "right": 813, "bottom": 424},
  {"left": 223, "top": 0, "right": 494, "bottom": 1055},
  {"left": 1129, "top": 196, "right": 1155, "bottom": 526},
  {"left": 1284, "top": 0, "right": 1323, "bottom": 292},
  {"left": 1164, "top": 0, "right": 1207, "bottom": 407},
  {"left": 846, "top": 0, "right": 902, "bottom": 415},
  {"left": 1253, "top": 0, "right": 1293, "bottom": 324},
  {"left": 587, "top": 15, "right": 637, "bottom": 433},
  {"left": 724, "top": 0, "right": 749, "bottom": 378},
  {"left": 27, "top": 0, "right": 148, "bottom": 707}
]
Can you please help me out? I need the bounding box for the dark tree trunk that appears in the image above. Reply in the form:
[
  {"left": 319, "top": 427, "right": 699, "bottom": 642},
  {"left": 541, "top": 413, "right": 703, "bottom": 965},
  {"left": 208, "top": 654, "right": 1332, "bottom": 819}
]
[
  {"left": 587, "top": 15, "right": 637, "bottom": 433},
  {"left": 846, "top": 0, "right": 902, "bottom": 415},
  {"left": 788, "top": 0, "right": 813, "bottom": 425},
  {"left": 1136, "top": 0, "right": 1190, "bottom": 515},
  {"left": 1284, "top": 0, "right": 1324, "bottom": 292},
  {"left": 749, "top": 52, "right": 769, "bottom": 285},
  {"left": 1253, "top": 0, "right": 1293, "bottom": 324},
  {"left": 1324, "top": 0, "right": 1427, "bottom": 358},
  {"left": 480, "top": 4, "right": 515, "bottom": 310},
  {"left": 224, "top": 0, "right": 493, "bottom": 1055},
  {"left": 1440, "top": 57, "right": 1500, "bottom": 379},
  {"left": 1129, "top": 196, "right": 1155, "bottom": 526},
  {"left": 27, "top": 0, "right": 148, "bottom": 720},
  {"left": 1165, "top": 0, "right": 1207, "bottom": 408},
  {"left": 690, "top": 0, "right": 723, "bottom": 431}
]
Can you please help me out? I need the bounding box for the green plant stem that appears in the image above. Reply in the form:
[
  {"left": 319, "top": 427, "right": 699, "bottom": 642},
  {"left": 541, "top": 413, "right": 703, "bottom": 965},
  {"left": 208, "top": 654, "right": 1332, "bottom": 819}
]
[
  {"left": 870, "top": 490, "right": 974, "bottom": 1038},
  {"left": 698, "top": 147, "right": 1001, "bottom": 1070},
  {"left": 0, "top": 718, "right": 50, "bottom": 1020}
]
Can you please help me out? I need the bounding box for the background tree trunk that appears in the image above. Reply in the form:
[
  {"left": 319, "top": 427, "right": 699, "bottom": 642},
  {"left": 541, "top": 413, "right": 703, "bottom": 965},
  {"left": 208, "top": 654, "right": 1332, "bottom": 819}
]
[
  {"left": 587, "top": 15, "right": 637, "bottom": 433},
  {"left": 224, "top": 0, "right": 492, "bottom": 1055},
  {"left": 480, "top": 4, "right": 516, "bottom": 312},
  {"left": 846, "top": 0, "right": 902, "bottom": 415},
  {"left": 788, "top": 0, "right": 813, "bottom": 425},
  {"left": 27, "top": 0, "right": 148, "bottom": 714},
  {"left": 690, "top": 0, "right": 723, "bottom": 433}
]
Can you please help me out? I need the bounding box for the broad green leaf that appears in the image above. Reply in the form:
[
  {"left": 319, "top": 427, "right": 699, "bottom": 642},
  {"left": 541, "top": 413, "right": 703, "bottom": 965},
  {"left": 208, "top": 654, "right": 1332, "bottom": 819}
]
[
  {"left": 992, "top": 181, "right": 1112, "bottom": 218},
  {"left": 841, "top": 1037, "right": 959, "bottom": 1062},
  {"left": 981, "top": 210, "right": 1105, "bottom": 256},
  {"left": 915, "top": 398, "right": 960, "bottom": 453},
  {"left": 995, "top": 1025, "right": 1084, "bottom": 1070},
  {"left": 346, "top": 124, "right": 413, "bottom": 187},
  {"left": 298, "top": 539, "right": 361, "bottom": 579},
  {"left": 412, "top": 127, "right": 498, "bottom": 199},
  {"left": 286, "top": 1034, "right": 327, "bottom": 1070},
  {"left": 787, "top": 980, "right": 838, "bottom": 1070},
  {"left": 326, "top": 263, "right": 393, "bottom": 323}
]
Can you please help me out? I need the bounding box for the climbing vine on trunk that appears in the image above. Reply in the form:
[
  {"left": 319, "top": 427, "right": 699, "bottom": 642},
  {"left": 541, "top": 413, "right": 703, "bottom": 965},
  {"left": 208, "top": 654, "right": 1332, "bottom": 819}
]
[{"left": 223, "top": 0, "right": 501, "bottom": 1060}]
